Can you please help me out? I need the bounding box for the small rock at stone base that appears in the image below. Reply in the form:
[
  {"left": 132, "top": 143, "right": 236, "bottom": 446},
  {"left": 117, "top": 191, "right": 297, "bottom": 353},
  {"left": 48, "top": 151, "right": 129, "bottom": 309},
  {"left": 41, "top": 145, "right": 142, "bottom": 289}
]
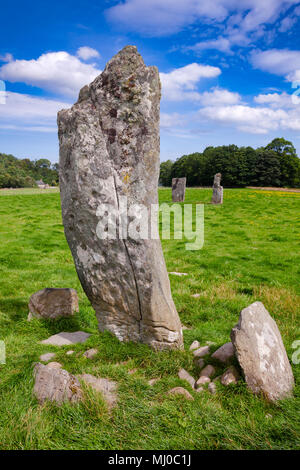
[
  {"left": 40, "top": 331, "right": 90, "bottom": 346},
  {"left": 46, "top": 362, "right": 62, "bottom": 369},
  {"left": 66, "top": 350, "right": 75, "bottom": 355},
  {"left": 208, "top": 382, "right": 217, "bottom": 395},
  {"left": 199, "top": 365, "right": 215, "bottom": 378},
  {"left": 148, "top": 378, "right": 160, "bottom": 386},
  {"left": 77, "top": 374, "right": 118, "bottom": 408},
  {"left": 128, "top": 368, "right": 138, "bottom": 375},
  {"left": 211, "top": 342, "right": 235, "bottom": 364},
  {"left": 191, "top": 293, "right": 201, "bottom": 298},
  {"left": 168, "top": 272, "right": 188, "bottom": 277},
  {"left": 178, "top": 368, "right": 196, "bottom": 388},
  {"left": 221, "top": 366, "right": 240, "bottom": 386},
  {"left": 33, "top": 363, "right": 82, "bottom": 405},
  {"left": 39, "top": 352, "right": 56, "bottom": 362},
  {"left": 193, "top": 346, "right": 210, "bottom": 358},
  {"left": 167, "top": 387, "right": 194, "bottom": 400},
  {"left": 189, "top": 340, "right": 200, "bottom": 351},
  {"left": 83, "top": 348, "right": 98, "bottom": 359},
  {"left": 195, "top": 376, "right": 211, "bottom": 388},
  {"left": 194, "top": 357, "right": 205, "bottom": 369}
]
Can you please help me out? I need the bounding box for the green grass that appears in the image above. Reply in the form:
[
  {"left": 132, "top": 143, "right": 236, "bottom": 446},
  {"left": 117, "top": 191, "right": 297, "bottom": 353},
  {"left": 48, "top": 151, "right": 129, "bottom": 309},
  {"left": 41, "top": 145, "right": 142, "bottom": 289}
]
[{"left": 0, "top": 188, "right": 299, "bottom": 450}]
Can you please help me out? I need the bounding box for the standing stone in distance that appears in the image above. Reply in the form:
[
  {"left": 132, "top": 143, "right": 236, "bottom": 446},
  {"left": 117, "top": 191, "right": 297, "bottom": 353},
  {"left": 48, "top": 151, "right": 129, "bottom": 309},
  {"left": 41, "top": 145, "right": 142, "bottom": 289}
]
[
  {"left": 211, "top": 173, "right": 223, "bottom": 205},
  {"left": 28, "top": 288, "right": 79, "bottom": 320},
  {"left": 231, "top": 302, "right": 294, "bottom": 402},
  {"left": 58, "top": 46, "right": 183, "bottom": 351},
  {"left": 172, "top": 177, "right": 186, "bottom": 202}
]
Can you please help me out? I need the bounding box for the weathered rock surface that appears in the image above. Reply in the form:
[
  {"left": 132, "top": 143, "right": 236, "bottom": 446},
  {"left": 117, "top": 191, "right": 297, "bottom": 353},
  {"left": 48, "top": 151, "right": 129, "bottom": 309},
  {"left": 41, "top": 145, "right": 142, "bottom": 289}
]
[
  {"left": 189, "top": 340, "right": 200, "bottom": 351},
  {"left": 28, "top": 288, "right": 78, "bottom": 320},
  {"left": 195, "top": 376, "right": 211, "bottom": 388},
  {"left": 193, "top": 346, "right": 210, "bottom": 358},
  {"left": 231, "top": 302, "right": 294, "bottom": 401},
  {"left": 172, "top": 177, "right": 186, "bottom": 202},
  {"left": 220, "top": 366, "right": 240, "bottom": 386},
  {"left": 167, "top": 387, "right": 193, "bottom": 400},
  {"left": 83, "top": 348, "right": 98, "bottom": 359},
  {"left": 58, "top": 45, "right": 183, "bottom": 351},
  {"left": 199, "top": 365, "right": 215, "bottom": 379},
  {"left": 211, "top": 173, "right": 223, "bottom": 205},
  {"left": 78, "top": 374, "right": 118, "bottom": 408},
  {"left": 194, "top": 357, "right": 205, "bottom": 369},
  {"left": 40, "top": 331, "right": 90, "bottom": 346},
  {"left": 40, "top": 352, "right": 56, "bottom": 362},
  {"left": 46, "top": 361, "right": 63, "bottom": 369},
  {"left": 208, "top": 382, "right": 217, "bottom": 395},
  {"left": 178, "top": 368, "right": 195, "bottom": 388},
  {"left": 212, "top": 342, "right": 234, "bottom": 364},
  {"left": 33, "top": 363, "right": 82, "bottom": 404}
]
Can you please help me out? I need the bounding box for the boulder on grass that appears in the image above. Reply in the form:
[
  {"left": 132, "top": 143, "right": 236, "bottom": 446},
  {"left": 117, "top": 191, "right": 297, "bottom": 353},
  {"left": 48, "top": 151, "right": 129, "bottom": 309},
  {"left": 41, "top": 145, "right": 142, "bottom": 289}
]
[
  {"left": 28, "top": 288, "right": 79, "bottom": 320},
  {"left": 231, "top": 301, "right": 294, "bottom": 401},
  {"left": 33, "top": 363, "right": 82, "bottom": 405}
]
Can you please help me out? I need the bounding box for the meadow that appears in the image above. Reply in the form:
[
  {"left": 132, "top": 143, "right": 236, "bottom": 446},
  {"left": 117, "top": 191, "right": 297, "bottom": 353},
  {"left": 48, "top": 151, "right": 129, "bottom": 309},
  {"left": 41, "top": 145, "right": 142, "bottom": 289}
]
[{"left": 0, "top": 187, "right": 299, "bottom": 450}]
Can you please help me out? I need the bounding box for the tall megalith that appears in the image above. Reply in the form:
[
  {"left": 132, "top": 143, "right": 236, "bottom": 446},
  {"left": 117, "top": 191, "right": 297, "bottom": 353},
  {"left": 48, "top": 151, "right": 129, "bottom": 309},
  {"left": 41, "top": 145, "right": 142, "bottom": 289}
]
[{"left": 57, "top": 46, "right": 183, "bottom": 350}]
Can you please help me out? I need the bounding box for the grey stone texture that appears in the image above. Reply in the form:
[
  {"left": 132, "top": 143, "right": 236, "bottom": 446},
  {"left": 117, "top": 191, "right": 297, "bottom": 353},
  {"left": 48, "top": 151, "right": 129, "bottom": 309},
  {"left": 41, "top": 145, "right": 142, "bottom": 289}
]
[
  {"left": 57, "top": 45, "right": 183, "bottom": 351},
  {"left": 28, "top": 288, "right": 78, "bottom": 320},
  {"left": 40, "top": 331, "right": 91, "bottom": 346},
  {"left": 231, "top": 302, "right": 294, "bottom": 401},
  {"left": 211, "top": 173, "right": 223, "bottom": 204},
  {"left": 172, "top": 177, "right": 186, "bottom": 202}
]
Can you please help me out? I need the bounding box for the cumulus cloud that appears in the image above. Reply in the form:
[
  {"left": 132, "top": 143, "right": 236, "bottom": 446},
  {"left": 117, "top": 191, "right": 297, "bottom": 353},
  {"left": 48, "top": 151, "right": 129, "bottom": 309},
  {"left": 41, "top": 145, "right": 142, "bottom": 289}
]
[
  {"left": 254, "top": 91, "right": 300, "bottom": 108},
  {"left": 0, "top": 91, "right": 70, "bottom": 132},
  {"left": 198, "top": 88, "right": 241, "bottom": 106},
  {"left": 160, "top": 63, "right": 221, "bottom": 101},
  {"left": 199, "top": 103, "right": 300, "bottom": 134},
  {"left": 187, "top": 38, "right": 233, "bottom": 54},
  {"left": 76, "top": 46, "right": 100, "bottom": 61},
  {"left": 0, "top": 50, "right": 101, "bottom": 97},
  {"left": 251, "top": 48, "right": 300, "bottom": 77}
]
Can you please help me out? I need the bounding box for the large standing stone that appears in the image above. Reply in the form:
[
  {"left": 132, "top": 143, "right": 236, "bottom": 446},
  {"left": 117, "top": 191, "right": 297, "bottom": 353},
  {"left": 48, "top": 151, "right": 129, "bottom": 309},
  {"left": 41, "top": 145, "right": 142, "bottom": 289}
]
[
  {"left": 172, "top": 177, "right": 186, "bottom": 202},
  {"left": 28, "top": 288, "right": 79, "bottom": 320},
  {"left": 231, "top": 302, "right": 294, "bottom": 401},
  {"left": 211, "top": 173, "right": 223, "bottom": 204},
  {"left": 57, "top": 46, "right": 183, "bottom": 351}
]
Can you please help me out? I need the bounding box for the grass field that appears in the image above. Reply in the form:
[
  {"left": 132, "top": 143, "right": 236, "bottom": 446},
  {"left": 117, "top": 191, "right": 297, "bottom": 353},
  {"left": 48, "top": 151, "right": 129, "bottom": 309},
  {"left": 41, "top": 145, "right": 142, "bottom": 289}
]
[{"left": 0, "top": 187, "right": 299, "bottom": 450}]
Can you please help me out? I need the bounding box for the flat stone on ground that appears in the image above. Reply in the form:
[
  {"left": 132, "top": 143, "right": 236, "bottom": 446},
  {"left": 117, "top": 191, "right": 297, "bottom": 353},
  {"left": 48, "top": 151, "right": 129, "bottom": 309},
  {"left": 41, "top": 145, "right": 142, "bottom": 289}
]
[
  {"left": 167, "top": 387, "right": 193, "bottom": 400},
  {"left": 196, "top": 376, "right": 211, "bottom": 388},
  {"left": 78, "top": 374, "right": 118, "bottom": 408},
  {"left": 199, "top": 365, "right": 215, "bottom": 378},
  {"left": 46, "top": 362, "right": 62, "bottom": 369},
  {"left": 40, "top": 352, "right": 56, "bottom": 362},
  {"left": 40, "top": 331, "right": 91, "bottom": 346},
  {"left": 169, "top": 272, "right": 188, "bottom": 277},
  {"left": 211, "top": 342, "right": 235, "bottom": 364}
]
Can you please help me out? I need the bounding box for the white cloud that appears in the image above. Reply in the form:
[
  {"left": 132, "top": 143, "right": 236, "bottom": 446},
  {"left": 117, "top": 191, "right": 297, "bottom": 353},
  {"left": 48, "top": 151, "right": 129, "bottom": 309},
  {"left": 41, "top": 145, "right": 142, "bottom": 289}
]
[
  {"left": 199, "top": 103, "right": 300, "bottom": 134},
  {"left": 160, "top": 112, "right": 185, "bottom": 128},
  {"left": 251, "top": 48, "right": 300, "bottom": 78},
  {"left": 76, "top": 46, "right": 100, "bottom": 61},
  {"left": 199, "top": 88, "right": 241, "bottom": 106},
  {"left": 0, "top": 51, "right": 101, "bottom": 97},
  {"left": 105, "top": 0, "right": 299, "bottom": 39},
  {"left": 254, "top": 91, "right": 300, "bottom": 108},
  {"left": 188, "top": 38, "right": 233, "bottom": 54},
  {"left": 0, "top": 91, "right": 70, "bottom": 132},
  {"left": 160, "top": 63, "right": 221, "bottom": 101}
]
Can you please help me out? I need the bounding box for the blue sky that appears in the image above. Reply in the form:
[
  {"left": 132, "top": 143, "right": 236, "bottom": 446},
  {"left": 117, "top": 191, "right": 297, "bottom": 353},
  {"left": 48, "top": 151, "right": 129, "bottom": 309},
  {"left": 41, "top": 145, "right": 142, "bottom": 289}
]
[{"left": 1, "top": 0, "right": 300, "bottom": 163}]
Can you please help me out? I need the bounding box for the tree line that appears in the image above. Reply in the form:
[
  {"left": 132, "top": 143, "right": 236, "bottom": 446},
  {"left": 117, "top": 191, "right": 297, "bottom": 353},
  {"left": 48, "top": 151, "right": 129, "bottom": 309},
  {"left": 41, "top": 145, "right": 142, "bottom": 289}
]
[
  {"left": 0, "top": 153, "right": 59, "bottom": 188},
  {"left": 159, "top": 138, "right": 300, "bottom": 188}
]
